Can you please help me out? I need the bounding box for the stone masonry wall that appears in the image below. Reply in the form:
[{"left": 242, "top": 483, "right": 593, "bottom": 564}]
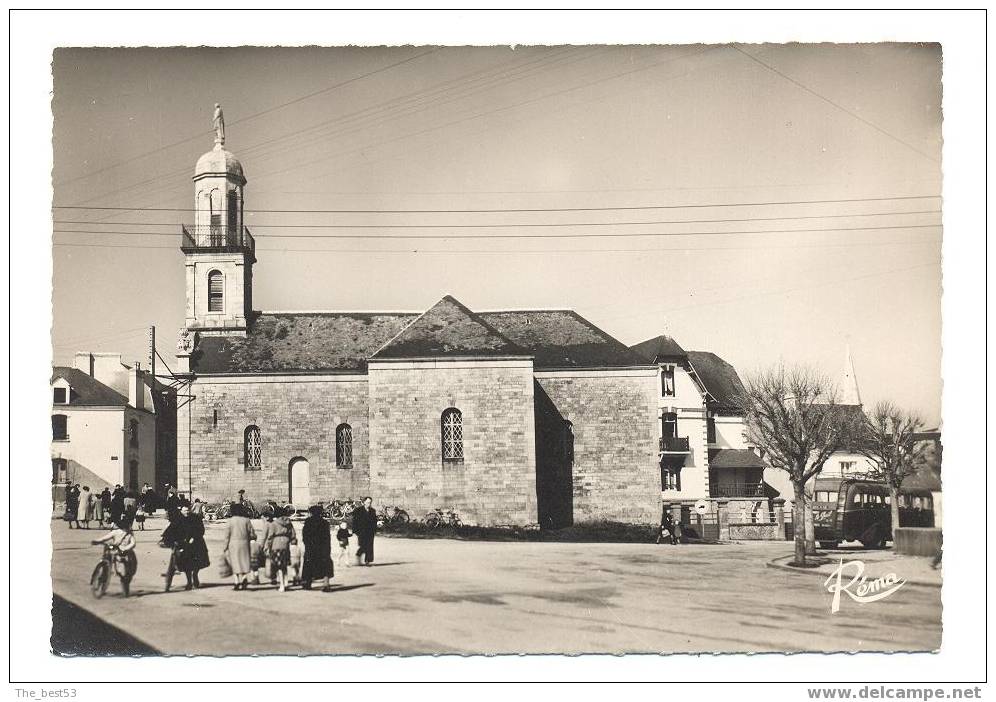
[
  {"left": 367, "top": 360, "right": 536, "bottom": 527},
  {"left": 178, "top": 375, "right": 370, "bottom": 504},
  {"left": 536, "top": 371, "right": 659, "bottom": 524}
]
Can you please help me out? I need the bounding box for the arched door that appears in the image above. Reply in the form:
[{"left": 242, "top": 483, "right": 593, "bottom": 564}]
[{"left": 288, "top": 457, "right": 310, "bottom": 507}]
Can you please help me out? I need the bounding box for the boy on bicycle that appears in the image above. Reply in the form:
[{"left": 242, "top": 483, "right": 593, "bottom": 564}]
[{"left": 92, "top": 519, "right": 138, "bottom": 595}]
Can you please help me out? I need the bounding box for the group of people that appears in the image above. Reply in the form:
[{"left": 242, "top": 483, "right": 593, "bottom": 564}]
[
  {"left": 220, "top": 495, "right": 379, "bottom": 594},
  {"left": 82, "top": 484, "right": 381, "bottom": 597},
  {"left": 63, "top": 482, "right": 159, "bottom": 530}
]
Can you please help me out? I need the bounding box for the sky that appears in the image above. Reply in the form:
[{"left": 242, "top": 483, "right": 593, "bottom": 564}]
[{"left": 51, "top": 44, "right": 943, "bottom": 424}]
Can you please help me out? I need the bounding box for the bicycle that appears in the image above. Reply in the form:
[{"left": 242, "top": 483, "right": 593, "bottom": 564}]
[
  {"left": 424, "top": 508, "right": 462, "bottom": 529},
  {"left": 324, "top": 499, "right": 362, "bottom": 522},
  {"left": 378, "top": 506, "right": 411, "bottom": 527},
  {"left": 90, "top": 543, "right": 135, "bottom": 598}
]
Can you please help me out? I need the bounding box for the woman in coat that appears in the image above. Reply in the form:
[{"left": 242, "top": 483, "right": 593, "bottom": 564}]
[
  {"left": 301, "top": 505, "right": 333, "bottom": 592},
  {"left": 77, "top": 486, "right": 93, "bottom": 529},
  {"left": 92, "top": 488, "right": 104, "bottom": 525},
  {"left": 64, "top": 484, "right": 80, "bottom": 529},
  {"left": 264, "top": 506, "right": 297, "bottom": 593},
  {"left": 222, "top": 502, "right": 256, "bottom": 590}
]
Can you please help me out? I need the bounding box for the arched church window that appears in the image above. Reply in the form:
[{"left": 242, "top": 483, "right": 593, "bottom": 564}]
[
  {"left": 208, "top": 270, "right": 224, "bottom": 313},
  {"left": 244, "top": 425, "right": 262, "bottom": 471},
  {"left": 441, "top": 408, "right": 463, "bottom": 462},
  {"left": 335, "top": 423, "right": 353, "bottom": 468}
]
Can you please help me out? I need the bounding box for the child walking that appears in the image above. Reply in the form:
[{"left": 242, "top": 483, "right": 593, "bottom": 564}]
[{"left": 335, "top": 521, "right": 352, "bottom": 568}]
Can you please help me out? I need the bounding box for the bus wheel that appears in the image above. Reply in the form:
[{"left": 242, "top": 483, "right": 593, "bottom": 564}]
[{"left": 861, "top": 526, "right": 886, "bottom": 549}]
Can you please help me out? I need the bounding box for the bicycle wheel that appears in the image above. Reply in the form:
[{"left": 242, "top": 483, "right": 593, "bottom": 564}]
[
  {"left": 396, "top": 509, "right": 410, "bottom": 524},
  {"left": 425, "top": 513, "right": 441, "bottom": 529},
  {"left": 90, "top": 561, "right": 110, "bottom": 599}
]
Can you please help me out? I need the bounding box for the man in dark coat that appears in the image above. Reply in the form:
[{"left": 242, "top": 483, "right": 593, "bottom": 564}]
[
  {"left": 109, "top": 485, "right": 125, "bottom": 525},
  {"left": 165, "top": 488, "right": 180, "bottom": 522},
  {"left": 353, "top": 496, "right": 377, "bottom": 566},
  {"left": 301, "top": 506, "right": 333, "bottom": 591},
  {"left": 64, "top": 484, "right": 80, "bottom": 528}
]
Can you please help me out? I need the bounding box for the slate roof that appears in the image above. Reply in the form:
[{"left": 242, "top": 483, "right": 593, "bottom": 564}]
[
  {"left": 191, "top": 312, "right": 418, "bottom": 373},
  {"left": 480, "top": 310, "right": 649, "bottom": 368},
  {"left": 51, "top": 367, "right": 129, "bottom": 408},
  {"left": 372, "top": 296, "right": 528, "bottom": 360},
  {"left": 708, "top": 448, "right": 767, "bottom": 470},
  {"left": 190, "top": 297, "right": 651, "bottom": 373},
  {"left": 629, "top": 334, "right": 687, "bottom": 363},
  {"left": 686, "top": 351, "right": 746, "bottom": 410}
]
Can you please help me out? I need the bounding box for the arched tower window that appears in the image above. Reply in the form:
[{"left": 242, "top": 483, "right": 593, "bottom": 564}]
[
  {"left": 207, "top": 270, "right": 224, "bottom": 313},
  {"left": 441, "top": 408, "right": 463, "bottom": 462},
  {"left": 227, "top": 189, "right": 239, "bottom": 243},
  {"left": 209, "top": 188, "right": 223, "bottom": 245},
  {"left": 335, "top": 423, "right": 353, "bottom": 468},
  {"left": 244, "top": 425, "right": 261, "bottom": 471}
]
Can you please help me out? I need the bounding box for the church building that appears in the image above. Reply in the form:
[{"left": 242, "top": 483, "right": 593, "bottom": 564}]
[{"left": 174, "top": 113, "right": 768, "bottom": 528}]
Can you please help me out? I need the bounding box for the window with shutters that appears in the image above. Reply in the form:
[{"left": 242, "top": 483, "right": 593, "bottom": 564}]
[
  {"left": 335, "top": 423, "right": 353, "bottom": 468},
  {"left": 706, "top": 415, "right": 717, "bottom": 444},
  {"left": 441, "top": 408, "right": 463, "bottom": 462},
  {"left": 244, "top": 425, "right": 262, "bottom": 471},
  {"left": 208, "top": 270, "right": 224, "bottom": 313},
  {"left": 52, "top": 414, "right": 68, "bottom": 441}
]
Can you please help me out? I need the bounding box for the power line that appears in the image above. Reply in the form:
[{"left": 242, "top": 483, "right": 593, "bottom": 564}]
[
  {"left": 52, "top": 238, "right": 940, "bottom": 253},
  {"left": 53, "top": 48, "right": 439, "bottom": 188},
  {"left": 731, "top": 45, "right": 940, "bottom": 164},
  {"left": 51, "top": 194, "right": 942, "bottom": 215},
  {"left": 51, "top": 223, "right": 941, "bottom": 241},
  {"left": 52, "top": 209, "right": 942, "bottom": 230}
]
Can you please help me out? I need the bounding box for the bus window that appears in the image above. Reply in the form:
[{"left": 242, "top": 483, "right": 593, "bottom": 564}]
[
  {"left": 913, "top": 497, "right": 922, "bottom": 509},
  {"left": 884, "top": 495, "right": 891, "bottom": 505},
  {"left": 925, "top": 496, "right": 932, "bottom": 509},
  {"left": 853, "top": 493, "right": 862, "bottom": 504},
  {"left": 816, "top": 491, "right": 838, "bottom": 502}
]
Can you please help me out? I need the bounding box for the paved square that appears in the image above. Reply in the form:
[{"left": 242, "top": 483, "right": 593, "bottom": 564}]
[{"left": 51, "top": 518, "right": 941, "bottom": 655}]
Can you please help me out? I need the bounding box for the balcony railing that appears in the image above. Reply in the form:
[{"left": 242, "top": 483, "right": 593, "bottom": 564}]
[
  {"left": 709, "top": 481, "right": 766, "bottom": 498},
  {"left": 659, "top": 436, "right": 690, "bottom": 453},
  {"left": 181, "top": 225, "right": 255, "bottom": 256}
]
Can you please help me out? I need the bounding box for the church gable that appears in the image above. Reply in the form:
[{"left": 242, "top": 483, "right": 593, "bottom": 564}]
[{"left": 371, "top": 296, "right": 527, "bottom": 360}]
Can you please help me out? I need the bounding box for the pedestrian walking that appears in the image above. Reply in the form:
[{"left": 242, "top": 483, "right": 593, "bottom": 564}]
[
  {"left": 301, "top": 505, "right": 333, "bottom": 592},
  {"left": 191, "top": 498, "right": 205, "bottom": 517},
  {"left": 77, "top": 486, "right": 93, "bottom": 529},
  {"left": 92, "top": 487, "right": 104, "bottom": 525},
  {"left": 222, "top": 502, "right": 256, "bottom": 590},
  {"left": 162, "top": 505, "right": 210, "bottom": 591},
  {"left": 264, "top": 506, "right": 297, "bottom": 592},
  {"left": 123, "top": 490, "right": 138, "bottom": 522},
  {"left": 165, "top": 488, "right": 180, "bottom": 522},
  {"left": 353, "top": 496, "right": 378, "bottom": 566},
  {"left": 657, "top": 510, "right": 678, "bottom": 545},
  {"left": 335, "top": 521, "right": 352, "bottom": 568},
  {"left": 64, "top": 484, "right": 80, "bottom": 529},
  {"left": 99, "top": 488, "right": 112, "bottom": 525},
  {"left": 110, "top": 485, "right": 125, "bottom": 525}
]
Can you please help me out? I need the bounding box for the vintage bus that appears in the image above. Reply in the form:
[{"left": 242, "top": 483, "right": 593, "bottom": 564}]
[{"left": 812, "top": 477, "right": 935, "bottom": 549}]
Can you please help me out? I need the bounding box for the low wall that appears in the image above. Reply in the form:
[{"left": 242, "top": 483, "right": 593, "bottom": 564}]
[
  {"left": 728, "top": 523, "right": 780, "bottom": 540},
  {"left": 894, "top": 527, "right": 942, "bottom": 557}
]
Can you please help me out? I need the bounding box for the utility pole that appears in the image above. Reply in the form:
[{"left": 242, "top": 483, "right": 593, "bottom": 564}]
[{"left": 148, "top": 326, "right": 156, "bottom": 381}]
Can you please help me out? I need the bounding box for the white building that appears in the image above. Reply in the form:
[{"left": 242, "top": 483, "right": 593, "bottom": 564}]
[{"left": 51, "top": 353, "right": 158, "bottom": 494}]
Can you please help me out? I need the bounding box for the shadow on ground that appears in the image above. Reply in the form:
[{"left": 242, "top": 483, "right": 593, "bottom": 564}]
[{"left": 51, "top": 595, "right": 159, "bottom": 656}]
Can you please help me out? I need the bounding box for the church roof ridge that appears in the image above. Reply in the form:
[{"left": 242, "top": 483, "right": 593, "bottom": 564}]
[{"left": 260, "top": 309, "right": 422, "bottom": 316}]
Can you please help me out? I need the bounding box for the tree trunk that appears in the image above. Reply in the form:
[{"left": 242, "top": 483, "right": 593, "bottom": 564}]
[
  {"left": 804, "top": 496, "right": 816, "bottom": 553},
  {"left": 889, "top": 483, "right": 901, "bottom": 541},
  {"left": 792, "top": 481, "right": 807, "bottom": 566}
]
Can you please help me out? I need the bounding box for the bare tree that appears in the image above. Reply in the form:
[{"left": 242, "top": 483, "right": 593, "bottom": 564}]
[
  {"left": 739, "top": 365, "right": 865, "bottom": 567},
  {"left": 859, "top": 401, "right": 927, "bottom": 536}
]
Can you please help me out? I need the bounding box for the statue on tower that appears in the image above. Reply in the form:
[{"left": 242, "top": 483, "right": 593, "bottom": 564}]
[{"left": 212, "top": 103, "right": 225, "bottom": 146}]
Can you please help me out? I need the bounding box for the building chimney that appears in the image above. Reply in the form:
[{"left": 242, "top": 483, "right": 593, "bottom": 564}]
[
  {"left": 74, "top": 352, "right": 95, "bottom": 376},
  {"left": 128, "top": 365, "right": 145, "bottom": 411}
]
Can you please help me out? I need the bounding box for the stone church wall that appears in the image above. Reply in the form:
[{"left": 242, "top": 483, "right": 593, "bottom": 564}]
[
  {"left": 535, "top": 369, "right": 659, "bottom": 524},
  {"left": 367, "top": 359, "right": 537, "bottom": 526},
  {"left": 178, "top": 374, "right": 370, "bottom": 504}
]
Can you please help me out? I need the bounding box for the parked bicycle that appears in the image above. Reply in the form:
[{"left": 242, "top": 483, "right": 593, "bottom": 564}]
[
  {"left": 379, "top": 505, "right": 411, "bottom": 527},
  {"left": 424, "top": 508, "right": 462, "bottom": 529},
  {"left": 324, "top": 498, "right": 362, "bottom": 522},
  {"left": 89, "top": 543, "right": 135, "bottom": 598}
]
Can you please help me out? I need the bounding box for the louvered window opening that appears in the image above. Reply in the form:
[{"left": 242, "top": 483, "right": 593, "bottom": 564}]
[
  {"left": 336, "top": 424, "right": 353, "bottom": 468},
  {"left": 208, "top": 271, "right": 224, "bottom": 312},
  {"left": 441, "top": 409, "right": 463, "bottom": 461},
  {"left": 245, "top": 425, "right": 262, "bottom": 471}
]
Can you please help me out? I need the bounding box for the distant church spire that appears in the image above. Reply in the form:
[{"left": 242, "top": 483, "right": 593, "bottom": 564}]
[{"left": 840, "top": 344, "right": 862, "bottom": 406}]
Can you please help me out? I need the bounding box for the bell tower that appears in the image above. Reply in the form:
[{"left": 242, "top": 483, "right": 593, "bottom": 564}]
[{"left": 179, "top": 104, "right": 255, "bottom": 336}]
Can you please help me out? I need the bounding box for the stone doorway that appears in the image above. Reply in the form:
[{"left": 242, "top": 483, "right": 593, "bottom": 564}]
[{"left": 288, "top": 456, "right": 310, "bottom": 508}]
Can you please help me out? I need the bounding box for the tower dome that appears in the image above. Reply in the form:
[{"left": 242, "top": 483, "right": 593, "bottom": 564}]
[{"left": 194, "top": 143, "right": 245, "bottom": 183}]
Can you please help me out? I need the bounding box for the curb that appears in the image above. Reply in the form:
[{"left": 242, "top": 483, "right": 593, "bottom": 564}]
[{"left": 765, "top": 555, "right": 942, "bottom": 588}]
